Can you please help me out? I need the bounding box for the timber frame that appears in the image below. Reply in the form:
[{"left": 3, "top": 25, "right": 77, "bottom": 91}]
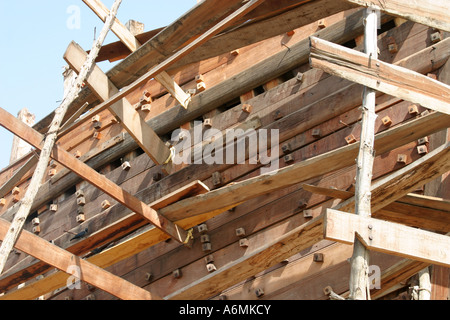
[{"left": 0, "top": 0, "right": 449, "bottom": 301}]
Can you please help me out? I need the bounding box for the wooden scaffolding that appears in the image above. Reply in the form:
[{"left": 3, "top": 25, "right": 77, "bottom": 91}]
[{"left": 0, "top": 0, "right": 449, "bottom": 300}]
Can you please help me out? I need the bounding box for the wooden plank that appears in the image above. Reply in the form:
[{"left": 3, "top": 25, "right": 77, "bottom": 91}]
[
  {"left": 0, "top": 180, "right": 209, "bottom": 299},
  {"left": 337, "top": 142, "right": 450, "bottom": 214},
  {"left": 310, "top": 36, "right": 450, "bottom": 115},
  {"left": 324, "top": 209, "right": 450, "bottom": 268},
  {"left": 64, "top": 41, "right": 172, "bottom": 169},
  {"left": 0, "top": 154, "right": 38, "bottom": 199},
  {"left": 82, "top": 0, "right": 191, "bottom": 108},
  {"left": 0, "top": 218, "right": 156, "bottom": 300},
  {"left": 77, "top": 0, "right": 266, "bottom": 122},
  {"left": 0, "top": 107, "right": 190, "bottom": 246},
  {"left": 159, "top": 112, "right": 450, "bottom": 222},
  {"left": 165, "top": 214, "right": 325, "bottom": 300},
  {"left": 342, "top": 0, "right": 450, "bottom": 32}
]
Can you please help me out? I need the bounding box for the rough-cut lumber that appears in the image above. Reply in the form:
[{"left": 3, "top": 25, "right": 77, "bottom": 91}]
[
  {"left": 63, "top": 41, "right": 171, "bottom": 171},
  {"left": 0, "top": 107, "right": 190, "bottom": 246},
  {"left": 0, "top": 0, "right": 122, "bottom": 276},
  {"left": 0, "top": 218, "right": 156, "bottom": 300},
  {"left": 67, "top": 0, "right": 266, "bottom": 124},
  {"left": 0, "top": 180, "right": 209, "bottom": 300},
  {"left": 310, "top": 36, "right": 450, "bottom": 115},
  {"left": 337, "top": 142, "right": 450, "bottom": 214},
  {"left": 349, "top": 7, "right": 378, "bottom": 300},
  {"left": 0, "top": 154, "right": 38, "bottom": 199},
  {"left": 165, "top": 214, "right": 325, "bottom": 300},
  {"left": 159, "top": 111, "right": 450, "bottom": 222},
  {"left": 341, "top": 0, "right": 450, "bottom": 32},
  {"left": 82, "top": 0, "right": 191, "bottom": 108},
  {"left": 325, "top": 209, "right": 450, "bottom": 268}
]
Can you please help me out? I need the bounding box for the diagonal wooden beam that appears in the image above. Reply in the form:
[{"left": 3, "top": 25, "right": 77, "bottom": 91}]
[
  {"left": 324, "top": 209, "right": 450, "bottom": 268},
  {"left": 341, "top": 0, "right": 450, "bottom": 32},
  {"left": 310, "top": 36, "right": 450, "bottom": 115},
  {"left": 0, "top": 218, "right": 157, "bottom": 300},
  {"left": 0, "top": 153, "right": 38, "bottom": 199},
  {"left": 0, "top": 107, "right": 191, "bottom": 247},
  {"left": 64, "top": 41, "right": 172, "bottom": 172},
  {"left": 75, "top": 0, "right": 266, "bottom": 122},
  {"left": 83, "top": 0, "right": 191, "bottom": 108}
]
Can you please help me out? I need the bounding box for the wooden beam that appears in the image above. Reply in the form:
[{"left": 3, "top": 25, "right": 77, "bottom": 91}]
[
  {"left": 159, "top": 112, "right": 450, "bottom": 222},
  {"left": 341, "top": 0, "right": 450, "bottom": 32},
  {"left": 0, "top": 180, "right": 209, "bottom": 300},
  {"left": 82, "top": 0, "right": 191, "bottom": 108},
  {"left": 0, "top": 153, "right": 38, "bottom": 199},
  {"left": 166, "top": 214, "right": 325, "bottom": 300},
  {"left": 0, "top": 107, "right": 191, "bottom": 246},
  {"left": 63, "top": 41, "right": 172, "bottom": 170},
  {"left": 324, "top": 209, "right": 450, "bottom": 268},
  {"left": 71, "top": 0, "right": 266, "bottom": 123},
  {"left": 337, "top": 142, "right": 450, "bottom": 214},
  {"left": 0, "top": 218, "right": 157, "bottom": 300},
  {"left": 310, "top": 36, "right": 450, "bottom": 115}
]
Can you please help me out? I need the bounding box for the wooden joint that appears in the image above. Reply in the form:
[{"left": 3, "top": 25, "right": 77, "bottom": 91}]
[
  {"left": 173, "top": 269, "right": 182, "bottom": 279},
  {"left": 397, "top": 154, "right": 408, "bottom": 164},
  {"left": 204, "top": 255, "right": 214, "bottom": 264},
  {"left": 230, "top": 49, "right": 240, "bottom": 56},
  {"left": 197, "top": 82, "right": 207, "bottom": 93},
  {"left": 381, "top": 116, "right": 392, "bottom": 126},
  {"left": 206, "top": 263, "right": 217, "bottom": 273},
  {"left": 408, "top": 104, "right": 419, "bottom": 115},
  {"left": 50, "top": 204, "right": 58, "bottom": 212},
  {"left": 312, "top": 128, "right": 321, "bottom": 138},
  {"left": 76, "top": 214, "right": 86, "bottom": 223},
  {"left": 197, "top": 223, "right": 208, "bottom": 234},
  {"left": 77, "top": 197, "right": 86, "bottom": 206},
  {"left": 418, "top": 137, "right": 429, "bottom": 145},
  {"left": 345, "top": 134, "right": 357, "bottom": 144},
  {"left": 32, "top": 226, "right": 41, "bottom": 234},
  {"left": 86, "top": 294, "right": 96, "bottom": 301},
  {"left": 273, "top": 110, "right": 284, "bottom": 120},
  {"left": 296, "top": 72, "right": 304, "bottom": 83},
  {"left": 417, "top": 145, "right": 428, "bottom": 155},
  {"left": 195, "top": 75, "right": 205, "bottom": 83},
  {"left": 286, "top": 30, "right": 295, "bottom": 37},
  {"left": 212, "top": 172, "right": 222, "bottom": 187},
  {"left": 255, "top": 288, "right": 265, "bottom": 298},
  {"left": 235, "top": 227, "right": 246, "bottom": 237},
  {"left": 75, "top": 189, "right": 85, "bottom": 198},
  {"left": 239, "top": 238, "right": 249, "bottom": 248},
  {"left": 93, "top": 132, "right": 102, "bottom": 140},
  {"left": 202, "top": 242, "right": 212, "bottom": 252},
  {"left": 204, "top": 118, "right": 213, "bottom": 127},
  {"left": 242, "top": 104, "right": 253, "bottom": 113},
  {"left": 91, "top": 115, "right": 101, "bottom": 123},
  {"left": 121, "top": 161, "right": 131, "bottom": 171},
  {"left": 74, "top": 150, "right": 82, "bottom": 158},
  {"left": 284, "top": 154, "right": 294, "bottom": 164},
  {"left": 303, "top": 209, "right": 313, "bottom": 218},
  {"left": 12, "top": 187, "right": 20, "bottom": 195},
  {"left": 318, "top": 19, "right": 326, "bottom": 29},
  {"left": 32, "top": 218, "right": 40, "bottom": 226},
  {"left": 430, "top": 31, "right": 442, "bottom": 44},
  {"left": 200, "top": 234, "right": 210, "bottom": 243},
  {"left": 101, "top": 200, "right": 111, "bottom": 210},
  {"left": 48, "top": 169, "right": 57, "bottom": 177},
  {"left": 145, "top": 273, "right": 153, "bottom": 281},
  {"left": 93, "top": 121, "right": 102, "bottom": 130},
  {"left": 313, "top": 253, "right": 324, "bottom": 262},
  {"left": 0, "top": 198, "right": 6, "bottom": 206}
]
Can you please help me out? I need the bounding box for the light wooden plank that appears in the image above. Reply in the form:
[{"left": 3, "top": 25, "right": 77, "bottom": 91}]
[
  {"left": 0, "top": 107, "right": 190, "bottom": 246},
  {"left": 82, "top": 0, "right": 191, "bottom": 108},
  {"left": 64, "top": 41, "right": 171, "bottom": 169},
  {"left": 310, "top": 36, "right": 450, "bottom": 115},
  {"left": 73, "top": 0, "right": 266, "bottom": 122},
  {"left": 0, "top": 218, "right": 156, "bottom": 300},
  {"left": 324, "top": 209, "right": 450, "bottom": 268},
  {"left": 0, "top": 180, "right": 210, "bottom": 300},
  {"left": 342, "top": 0, "right": 450, "bottom": 32}
]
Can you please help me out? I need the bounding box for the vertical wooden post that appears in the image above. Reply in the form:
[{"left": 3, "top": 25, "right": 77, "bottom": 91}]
[
  {"left": 9, "top": 108, "right": 35, "bottom": 164},
  {"left": 348, "top": 7, "right": 378, "bottom": 300},
  {"left": 0, "top": 0, "right": 123, "bottom": 275}
]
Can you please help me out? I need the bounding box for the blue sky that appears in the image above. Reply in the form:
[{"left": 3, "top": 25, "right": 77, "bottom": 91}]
[{"left": 0, "top": 0, "right": 196, "bottom": 171}]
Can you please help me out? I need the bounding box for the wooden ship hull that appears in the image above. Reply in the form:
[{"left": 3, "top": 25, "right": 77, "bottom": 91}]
[{"left": 0, "top": 0, "right": 449, "bottom": 301}]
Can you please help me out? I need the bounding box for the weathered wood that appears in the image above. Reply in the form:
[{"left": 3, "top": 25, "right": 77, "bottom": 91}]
[
  {"left": 325, "top": 209, "right": 450, "bottom": 268},
  {"left": 0, "top": 181, "right": 209, "bottom": 299},
  {"left": 0, "top": 218, "right": 157, "bottom": 300},
  {"left": 0, "top": 0, "right": 123, "bottom": 276},
  {"left": 0, "top": 154, "right": 38, "bottom": 199},
  {"left": 341, "top": 0, "right": 450, "bottom": 32},
  {"left": 310, "top": 36, "right": 450, "bottom": 115},
  {"left": 0, "top": 107, "right": 190, "bottom": 246},
  {"left": 64, "top": 41, "right": 172, "bottom": 170}
]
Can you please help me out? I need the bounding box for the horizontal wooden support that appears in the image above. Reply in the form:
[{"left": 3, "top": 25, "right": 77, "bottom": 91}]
[
  {"left": 0, "top": 180, "right": 209, "bottom": 300},
  {"left": 0, "top": 107, "right": 190, "bottom": 246},
  {"left": 0, "top": 218, "right": 156, "bottom": 300},
  {"left": 72, "top": 0, "right": 265, "bottom": 125},
  {"left": 342, "top": 0, "right": 450, "bottom": 32},
  {"left": 64, "top": 41, "right": 171, "bottom": 170},
  {"left": 324, "top": 209, "right": 450, "bottom": 267},
  {"left": 310, "top": 36, "right": 450, "bottom": 115}
]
